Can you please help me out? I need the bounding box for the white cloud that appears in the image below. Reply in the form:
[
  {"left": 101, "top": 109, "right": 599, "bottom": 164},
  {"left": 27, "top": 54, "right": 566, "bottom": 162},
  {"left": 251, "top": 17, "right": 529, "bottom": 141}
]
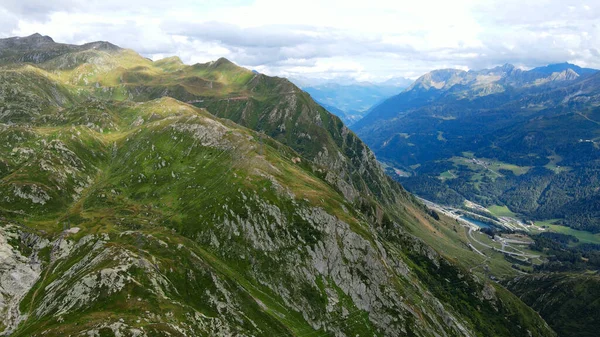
[{"left": 0, "top": 0, "right": 598, "bottom": 81}]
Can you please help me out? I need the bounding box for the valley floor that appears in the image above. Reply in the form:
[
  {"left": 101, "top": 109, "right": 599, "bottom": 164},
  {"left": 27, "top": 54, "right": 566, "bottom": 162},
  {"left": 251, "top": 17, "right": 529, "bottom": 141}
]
[{"left": 418, "top": 197, "right": 547, "bottom": 276}]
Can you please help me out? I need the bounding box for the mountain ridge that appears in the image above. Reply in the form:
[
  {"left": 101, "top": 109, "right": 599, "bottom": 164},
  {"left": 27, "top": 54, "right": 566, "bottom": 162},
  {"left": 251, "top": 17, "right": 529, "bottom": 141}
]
[
  {"left": 0, "top": 34, "right": 555, "bottom": 337},
  {"left": 0, "top": 33, "right": 121, "bottom": 65}
]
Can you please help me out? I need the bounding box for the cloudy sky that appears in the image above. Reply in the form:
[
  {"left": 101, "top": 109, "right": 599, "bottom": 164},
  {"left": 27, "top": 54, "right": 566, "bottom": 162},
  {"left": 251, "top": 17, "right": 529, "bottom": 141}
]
[{"left": 0, "top": 0, "right": 598, "bottom": 81}]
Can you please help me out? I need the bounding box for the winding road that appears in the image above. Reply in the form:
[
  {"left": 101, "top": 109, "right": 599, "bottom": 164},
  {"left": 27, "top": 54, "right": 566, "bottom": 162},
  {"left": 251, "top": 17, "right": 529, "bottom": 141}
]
[{"left": 466, "top": 227, "right": 539, "bottom": 258}]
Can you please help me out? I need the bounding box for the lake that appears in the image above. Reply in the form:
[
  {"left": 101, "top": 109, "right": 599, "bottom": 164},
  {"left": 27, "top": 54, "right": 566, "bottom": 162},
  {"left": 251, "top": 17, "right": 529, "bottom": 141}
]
[{"left": 460, "top": 216, "right": 493, "bottom": 229}]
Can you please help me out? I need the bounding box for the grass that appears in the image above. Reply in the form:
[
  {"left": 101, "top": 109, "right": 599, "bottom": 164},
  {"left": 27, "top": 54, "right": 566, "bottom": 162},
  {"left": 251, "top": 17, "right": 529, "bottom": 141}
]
[
  {"left": 496, "top": 162, "right": 531, "bottom": 175},
  {"left": 533, "top": 220, "right": 600, "bottom": 245},
  {"left": 544, "top": 164, "right": 572, "bottom": 174},
  {"left": 543, "top": 155, "right": 572, "bottom": 174},
  {"left": 450, "top": 156, "right": 531, "bottom": 180},
  {"left": 487, "top": 205, "right": 516, "bottom": 218},
  {"left": 5, "top": 99, "right": 350, "bottom": 335},
  {"left": 438, "top": 170, "right": 456, "bottom": 180}
]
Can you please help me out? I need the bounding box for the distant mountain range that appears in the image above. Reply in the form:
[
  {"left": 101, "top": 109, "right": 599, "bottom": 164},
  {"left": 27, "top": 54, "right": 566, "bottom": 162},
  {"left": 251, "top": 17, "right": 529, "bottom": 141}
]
[
  {"left": 290, "top": 77, "right": 412, "bottom": 126},
  {"left": 354, "top": 62, "right": 600, "bottom": 232}
]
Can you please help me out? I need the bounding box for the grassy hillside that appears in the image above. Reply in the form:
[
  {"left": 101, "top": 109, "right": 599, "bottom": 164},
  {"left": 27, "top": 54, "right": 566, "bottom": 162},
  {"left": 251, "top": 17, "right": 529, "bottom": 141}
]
[
  {"left": 507, "top": 273, "right": 600, "bottom": 337},
  {"left": 0, "top": 37, "right": 407, "bottom": 211},
  {"left": 0, "top": 34, "right": 555, "bottom": 337}
]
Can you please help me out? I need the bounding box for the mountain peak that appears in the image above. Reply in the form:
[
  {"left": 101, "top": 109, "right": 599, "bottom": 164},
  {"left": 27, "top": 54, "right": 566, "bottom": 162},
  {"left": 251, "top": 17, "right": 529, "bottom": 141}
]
[
  {"left": 81, "top": 40, "right": 121, "bottom": 52},
  {"left": 214, "top": 57, "right": 234, "bottom": 66},
  {"left": 500, "top": 63, "right": 516, "bottom": 71},
  {"left": 409, "top": 68, "right": 466, "bottom": 90},
  {"left": 0, "top": 34, "right": 126, "bottom": 65},
  {"left": 158, "top": 55, "right": 183, "bottom": 64},
  {"left": 25, "top": 33, "right": 55, "bottom": 43},
  {"left": 530, "top": 62, "right": 598, "bottom": 76},
  {"left": 201, "top": 57, "right": 244, "bottom": 72},
  {"left": 4, "top": 33, "right": 56, "bottom": 46}
]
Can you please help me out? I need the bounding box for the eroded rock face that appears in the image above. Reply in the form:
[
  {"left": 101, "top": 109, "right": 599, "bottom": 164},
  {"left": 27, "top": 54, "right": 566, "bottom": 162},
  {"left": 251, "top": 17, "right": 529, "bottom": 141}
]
[
  {"left": 189, "top": 187, "right": 478, "bottom": 337},
  {"left": 1, "top": 201, "right": 491, "bottom": 337},
  {"left": 1, "top": 227, "right": 295, "bottom": 336},
  {"left": 0, "top": 225, "right": 44, "bottom": 335}
]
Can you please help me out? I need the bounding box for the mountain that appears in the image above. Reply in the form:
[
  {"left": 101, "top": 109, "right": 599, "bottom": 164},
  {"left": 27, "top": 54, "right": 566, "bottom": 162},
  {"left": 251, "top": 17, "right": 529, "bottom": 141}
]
[
  {"left": 315, "top": 101, "right": 353, "bottom": 122},
  {"left": 529, "top": 62, "right": 598, "bottom": 76},
  {"left": 354, "top": 63, "right": 597, "bottom": 130},
  {"left": 0, "top": 33, "right": 120, "bottom": 64},
  {"left": 380, "top": 76, "right": 416, "bottom": 87},
  {"left": 0, "top": 34, "right": 555, "bottom": 337},
  {"left": 290, "top": 78, "right": 410, "bottom": 126},
  {"left": 354, "top": 62, "right": 600, "bottom": 232},
  {"left": 507, "top": 273, "right": 600, "bottom": 337}
]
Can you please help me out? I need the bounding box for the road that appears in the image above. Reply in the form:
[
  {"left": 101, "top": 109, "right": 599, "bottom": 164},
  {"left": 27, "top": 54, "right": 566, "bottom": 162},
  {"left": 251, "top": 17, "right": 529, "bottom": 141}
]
[
  {"left": 419, "top": 196, "right": 540, "bottom": 259},
  {"left": 467, "top": 227, "right": 539, "bottom": 258}
]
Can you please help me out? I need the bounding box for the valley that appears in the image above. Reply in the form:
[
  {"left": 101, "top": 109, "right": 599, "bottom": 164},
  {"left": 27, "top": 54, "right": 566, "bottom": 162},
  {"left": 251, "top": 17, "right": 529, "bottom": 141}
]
[
  {"left": 357, "top": 63, "right": 600, "bottom": 235},
  {"left": 353, "top": 61, "right": 600, "bottom": 337},
  {"left": 291, "top": 79, "right": 411, "bottom": 126},
  {"left": 419, "top": 198, "right": 543, "bottom": 269}
]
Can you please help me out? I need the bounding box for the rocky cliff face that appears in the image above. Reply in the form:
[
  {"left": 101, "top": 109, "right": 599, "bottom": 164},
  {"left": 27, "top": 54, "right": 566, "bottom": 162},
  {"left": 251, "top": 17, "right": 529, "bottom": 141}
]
[
  {"left": 0, "top": 34, "right": 555, "bottom": 337},
  {"left": 0, "top": 225, "right": 45, "bottom": 334}
]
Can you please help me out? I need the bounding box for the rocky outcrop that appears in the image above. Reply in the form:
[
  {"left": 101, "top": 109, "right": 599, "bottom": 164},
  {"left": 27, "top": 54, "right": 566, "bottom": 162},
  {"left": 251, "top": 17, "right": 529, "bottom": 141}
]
[{"left": 0, "top": 224, "right": 45, "bottom": 335}]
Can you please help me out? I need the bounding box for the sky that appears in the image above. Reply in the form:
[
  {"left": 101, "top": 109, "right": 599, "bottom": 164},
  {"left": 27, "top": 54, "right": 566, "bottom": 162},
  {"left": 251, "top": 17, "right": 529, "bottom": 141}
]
[{"left": 0, "top": 0, "right": 598, "bottom": 82}]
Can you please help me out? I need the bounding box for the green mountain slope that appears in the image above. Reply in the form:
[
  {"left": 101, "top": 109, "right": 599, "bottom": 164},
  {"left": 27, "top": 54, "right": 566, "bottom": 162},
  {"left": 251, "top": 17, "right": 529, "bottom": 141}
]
[
  {"left": 0, "top": 35, "right": 406, "bottom": 209},
  {"left": 507, "top": 273, "right": 600, "bottom": 337},
  {"left": 0, "top": 34, "right": 555, "bottom": 337}
]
